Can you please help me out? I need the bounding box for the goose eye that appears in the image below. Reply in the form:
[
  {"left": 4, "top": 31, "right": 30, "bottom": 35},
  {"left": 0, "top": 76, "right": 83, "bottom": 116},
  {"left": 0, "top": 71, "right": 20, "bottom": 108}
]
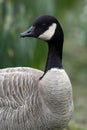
[{"left": 42, "top": 23, "right": 46, "bottom": 26}]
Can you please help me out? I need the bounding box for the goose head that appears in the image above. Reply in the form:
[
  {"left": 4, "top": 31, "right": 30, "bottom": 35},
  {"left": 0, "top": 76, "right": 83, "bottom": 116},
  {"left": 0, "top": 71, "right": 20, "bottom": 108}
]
[
  {"left": 21, "top": 15, "right": 64, "bottom": 43},
  {"left": 21, "top": 15, "right": 64, "bottom": 72}
]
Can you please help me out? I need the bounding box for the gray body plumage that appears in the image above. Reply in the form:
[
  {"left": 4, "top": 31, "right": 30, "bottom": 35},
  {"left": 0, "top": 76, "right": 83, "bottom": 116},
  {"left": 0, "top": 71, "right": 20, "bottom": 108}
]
[{"left": 0, "top": 67, "right": 73, "bottom": 130}]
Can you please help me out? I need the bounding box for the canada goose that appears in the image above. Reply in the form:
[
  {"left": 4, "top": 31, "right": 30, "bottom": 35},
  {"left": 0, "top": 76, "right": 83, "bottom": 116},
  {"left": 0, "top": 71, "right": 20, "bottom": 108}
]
[{"left": 0, "top": 15, "right": 73, "bottom": 130}]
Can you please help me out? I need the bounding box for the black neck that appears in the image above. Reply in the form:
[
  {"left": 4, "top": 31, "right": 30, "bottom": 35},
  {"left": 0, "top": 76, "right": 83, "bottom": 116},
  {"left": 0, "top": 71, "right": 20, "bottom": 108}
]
[
  {"left": 44, "top": 40, "right": 63, "bottom": 73},
  {"left": 39, "top": 40, "right": 63, "bottom": 80}
]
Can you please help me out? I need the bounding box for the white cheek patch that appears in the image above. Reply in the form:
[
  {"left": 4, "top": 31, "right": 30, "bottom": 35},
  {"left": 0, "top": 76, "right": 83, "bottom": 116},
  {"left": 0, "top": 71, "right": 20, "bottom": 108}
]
[{"left": 38, "top": 23, "right": 57, "bottom": 40}]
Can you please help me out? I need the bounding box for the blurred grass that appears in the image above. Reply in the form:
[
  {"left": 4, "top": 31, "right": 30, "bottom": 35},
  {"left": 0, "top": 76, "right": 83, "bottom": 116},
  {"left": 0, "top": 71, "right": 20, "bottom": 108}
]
[{"left": 65, "top": 121, "right": 87, "bottom": 130}]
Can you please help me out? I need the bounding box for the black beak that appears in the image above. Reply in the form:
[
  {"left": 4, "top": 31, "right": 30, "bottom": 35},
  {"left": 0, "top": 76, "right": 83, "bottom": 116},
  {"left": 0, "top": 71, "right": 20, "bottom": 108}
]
[{"left": 20, "top": 26, "right": 36, "bottom": 38}]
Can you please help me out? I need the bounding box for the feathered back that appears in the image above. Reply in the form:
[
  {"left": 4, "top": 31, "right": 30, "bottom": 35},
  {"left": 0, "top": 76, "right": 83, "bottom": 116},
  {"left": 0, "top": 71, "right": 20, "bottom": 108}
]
[{"left": 0, "top": 67, "right": 73, "bottom": 130}]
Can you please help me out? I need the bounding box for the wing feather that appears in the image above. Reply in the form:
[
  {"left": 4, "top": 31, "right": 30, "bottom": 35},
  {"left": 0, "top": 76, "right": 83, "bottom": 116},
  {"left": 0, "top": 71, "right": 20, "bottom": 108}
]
[{"left": 0, "top": 67, "right": 43, "bottom": 109}]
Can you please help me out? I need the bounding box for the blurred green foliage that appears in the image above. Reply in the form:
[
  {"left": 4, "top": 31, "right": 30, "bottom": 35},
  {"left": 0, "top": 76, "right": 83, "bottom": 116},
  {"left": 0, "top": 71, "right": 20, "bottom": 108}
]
[{"left": 0, "top": 0, "right": 87, "bottom": 129}]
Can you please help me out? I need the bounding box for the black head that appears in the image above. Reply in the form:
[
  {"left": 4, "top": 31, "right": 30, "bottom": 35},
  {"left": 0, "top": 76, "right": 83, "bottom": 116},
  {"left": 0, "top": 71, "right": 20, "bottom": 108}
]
[{"left": 20, "top": 15, "right": 64, "bottom": 43}]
